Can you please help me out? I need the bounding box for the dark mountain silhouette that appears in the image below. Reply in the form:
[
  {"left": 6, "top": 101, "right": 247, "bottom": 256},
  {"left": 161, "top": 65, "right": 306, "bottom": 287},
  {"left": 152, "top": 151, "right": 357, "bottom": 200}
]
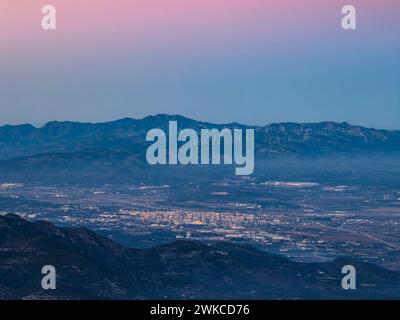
[{"left": 0, "top": 214, "right": 399, "bottom": 300}]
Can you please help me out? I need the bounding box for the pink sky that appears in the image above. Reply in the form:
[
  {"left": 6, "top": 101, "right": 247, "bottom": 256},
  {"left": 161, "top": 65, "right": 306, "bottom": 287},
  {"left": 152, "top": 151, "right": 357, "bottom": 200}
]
[
  {"left": 1, "top": 1, "right": 399, "bottom": 128},
  {"left": 2, "top": 0, "right": 399, "bottom": 56}
]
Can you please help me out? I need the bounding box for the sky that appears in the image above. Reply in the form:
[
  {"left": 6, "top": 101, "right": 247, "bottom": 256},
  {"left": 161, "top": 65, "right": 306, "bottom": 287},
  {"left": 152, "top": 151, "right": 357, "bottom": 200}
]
[{"left": 1, "top": 0, "right": 399, "bottom": 129}]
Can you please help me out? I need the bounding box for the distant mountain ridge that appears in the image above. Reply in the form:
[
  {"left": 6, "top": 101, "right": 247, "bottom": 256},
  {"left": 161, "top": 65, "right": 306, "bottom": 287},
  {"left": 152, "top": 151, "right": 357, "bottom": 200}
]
[
  {"left": 1, "top": 114, "right": 399, "bottom": 160},
  {"left": 0, "top": 114, "right": 399, "bottom": 183},
  {"left": 1, "top": 214, "right": 400, "bottom": 300}
]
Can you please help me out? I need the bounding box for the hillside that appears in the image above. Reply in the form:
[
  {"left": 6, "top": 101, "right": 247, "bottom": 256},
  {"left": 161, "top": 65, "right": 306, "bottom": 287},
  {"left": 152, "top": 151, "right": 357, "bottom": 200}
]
[{"left": 0, "top": 214, "right": 399, "bottom": 300}]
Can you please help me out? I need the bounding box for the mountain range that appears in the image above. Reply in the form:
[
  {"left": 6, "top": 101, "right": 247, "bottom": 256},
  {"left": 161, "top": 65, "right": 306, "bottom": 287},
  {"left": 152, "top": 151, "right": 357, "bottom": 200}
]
[
  {"left": 1, "top": 213, "right": 400, "bottom": 300},
  {"left": 1, "top": 115, "right": 399, "bottom": 159},
  {"left": 0, "top": 114, "right": 399, "bottom": 184}
]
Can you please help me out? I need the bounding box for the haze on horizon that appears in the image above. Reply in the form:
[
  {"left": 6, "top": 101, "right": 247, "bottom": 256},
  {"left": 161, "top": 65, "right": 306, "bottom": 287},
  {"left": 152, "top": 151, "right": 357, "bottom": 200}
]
[{"left": 1, "top": 0, "right": 399, "bottom": 129}]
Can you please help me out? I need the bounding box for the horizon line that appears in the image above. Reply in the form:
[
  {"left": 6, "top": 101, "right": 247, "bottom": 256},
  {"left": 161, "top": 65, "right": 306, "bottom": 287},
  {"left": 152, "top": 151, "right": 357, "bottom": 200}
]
[{"left": 0, "top": 113, "right": 398, "bottom": 132}]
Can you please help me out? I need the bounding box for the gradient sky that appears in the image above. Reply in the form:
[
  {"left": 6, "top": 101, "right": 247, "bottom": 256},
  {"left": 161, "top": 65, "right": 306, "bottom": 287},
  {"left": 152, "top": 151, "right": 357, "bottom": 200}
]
[{"left": 1, "top": 0, "right": 399, "bottom": 128}]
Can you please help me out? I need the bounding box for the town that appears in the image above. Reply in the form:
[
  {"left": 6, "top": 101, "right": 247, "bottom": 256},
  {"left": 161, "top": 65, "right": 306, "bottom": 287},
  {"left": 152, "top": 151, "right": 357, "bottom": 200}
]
[{"left": 1, "top": 177, "right": 399, "bottom": 270}]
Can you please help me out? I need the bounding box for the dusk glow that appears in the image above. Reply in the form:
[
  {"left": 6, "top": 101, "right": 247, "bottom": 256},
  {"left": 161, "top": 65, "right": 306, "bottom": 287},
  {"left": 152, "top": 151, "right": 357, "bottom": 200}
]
[{"left": 1, "top": 0, "right": 399, "bottom": 128}]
